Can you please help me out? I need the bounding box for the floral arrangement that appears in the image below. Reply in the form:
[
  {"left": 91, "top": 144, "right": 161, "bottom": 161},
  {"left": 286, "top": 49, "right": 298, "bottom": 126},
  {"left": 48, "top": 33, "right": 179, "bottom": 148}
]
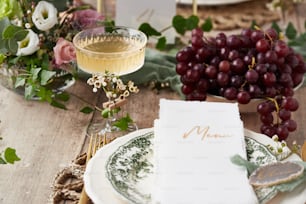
[{"left": 0, "top": 0, "right": 105, "bottom": 108}]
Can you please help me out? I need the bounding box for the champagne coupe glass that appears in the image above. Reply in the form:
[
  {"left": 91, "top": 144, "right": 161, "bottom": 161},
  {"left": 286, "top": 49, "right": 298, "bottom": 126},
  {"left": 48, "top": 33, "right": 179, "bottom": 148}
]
[{"left": 73, "top": 26, "right": 147, "bottom": 135}]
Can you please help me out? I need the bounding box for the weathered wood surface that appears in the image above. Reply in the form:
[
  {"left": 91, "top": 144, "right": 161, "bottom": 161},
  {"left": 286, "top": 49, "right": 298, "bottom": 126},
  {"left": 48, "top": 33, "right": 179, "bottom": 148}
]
[
  {"left": 0, "top": 81, "right": 97, "bottom": 204},
  {"left": 1, "top": 1, "right": 306, "bottom": 204}
]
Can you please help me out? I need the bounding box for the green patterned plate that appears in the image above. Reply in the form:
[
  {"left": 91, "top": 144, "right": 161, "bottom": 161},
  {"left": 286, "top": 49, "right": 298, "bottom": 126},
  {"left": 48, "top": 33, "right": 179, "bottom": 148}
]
[{"left": 84, "top": 128, "right": 305, "bottom": 204}]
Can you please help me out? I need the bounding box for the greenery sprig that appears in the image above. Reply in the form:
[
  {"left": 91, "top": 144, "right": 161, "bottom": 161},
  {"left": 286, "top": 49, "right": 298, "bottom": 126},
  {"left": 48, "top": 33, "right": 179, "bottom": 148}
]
[{"left": 138, "top": 15, "right": 213, "bottom": 50}]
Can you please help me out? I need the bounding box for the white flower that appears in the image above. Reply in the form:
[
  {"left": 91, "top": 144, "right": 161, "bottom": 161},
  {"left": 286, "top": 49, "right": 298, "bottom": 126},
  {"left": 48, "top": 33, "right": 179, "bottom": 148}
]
[
  {"left": 87, "top": 78, "right": 94, "bottom": 85},
  {"left": 123, "top": 90, "right": 129, "bottom": 97},
  {"left": 32, "top": 1, "right": 58, "bottom": 31},
  {"left": 16, "top": 29, "right": 40, "bottom": 56},
  {"left": 25, "top": 23, "right": 31, "bottom": 29}
]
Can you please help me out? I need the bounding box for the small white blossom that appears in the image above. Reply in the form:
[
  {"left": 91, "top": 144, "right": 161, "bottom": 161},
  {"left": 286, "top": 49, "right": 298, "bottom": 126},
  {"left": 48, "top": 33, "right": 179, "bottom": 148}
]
[
  {"left": 128, "top": 81, "right": 134, "bottom": 87},
  {"left": 272, "top": 135, "right": 279, "bottom": 141},
  {"left": 87, "top": 78, "right": 94, "bottom": 85},
  {"left": 106, "top": 92, "right": 112, "bottom": 98},
  {"left": 118, "top": 83, "right": 126, "bottom": 91},
  {"left": 16, "top": 29, "right": 40, "bottom": 56},
  {"left": 123, "top": 90, "right": 129, "bottom": 97},
  {"left": 25, "top": 23, "right": 31, "bottom": 29},
  {"left": 102, "top": 81, "right": 107, "bottom": 87},
  {"left": 129, "top": 86, "right": 139, "bottom": 93},
  {"left": 94, "top": 81, "right": 102, "bottom": 89},
  {"left": 32, "top": 1, "right": 58, "bottom": 31},
  {"left": 87, "top": 72, "right": 139, "bottom": 101}
]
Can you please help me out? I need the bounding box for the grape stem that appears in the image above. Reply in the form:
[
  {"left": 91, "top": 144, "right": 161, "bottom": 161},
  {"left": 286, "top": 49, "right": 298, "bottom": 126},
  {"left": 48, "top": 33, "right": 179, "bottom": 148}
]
[
  {"left": 248, "top": 57, "right": 256, "bottom": 69},
  {"left": 266, "top": 97, "right": 280, "bottom": 124}
]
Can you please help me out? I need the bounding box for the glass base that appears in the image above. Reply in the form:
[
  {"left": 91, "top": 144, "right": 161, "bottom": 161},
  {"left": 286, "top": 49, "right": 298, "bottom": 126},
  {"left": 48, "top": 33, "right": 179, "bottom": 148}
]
[
  {"left": 103, "top": 121, "right": 138, "bottom": 133},
  {"left": 88, "top": 118, "right": 138, "bottom": 142}
]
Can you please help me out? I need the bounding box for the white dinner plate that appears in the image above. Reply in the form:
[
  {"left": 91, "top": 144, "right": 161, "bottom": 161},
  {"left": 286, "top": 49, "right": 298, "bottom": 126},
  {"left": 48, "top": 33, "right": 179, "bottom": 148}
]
[
  {"left": 84, "top": 128, "right": 306, "bottom": 204},
  {"left": 176, "top": 0, "right": 253, "bottom": 6}
]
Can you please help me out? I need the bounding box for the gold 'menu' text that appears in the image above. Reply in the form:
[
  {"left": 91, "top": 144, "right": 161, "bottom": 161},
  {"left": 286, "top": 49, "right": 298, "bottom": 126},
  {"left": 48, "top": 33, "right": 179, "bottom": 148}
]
[{"left": 182, "top": 126, "right": 232, "bottom": 141}]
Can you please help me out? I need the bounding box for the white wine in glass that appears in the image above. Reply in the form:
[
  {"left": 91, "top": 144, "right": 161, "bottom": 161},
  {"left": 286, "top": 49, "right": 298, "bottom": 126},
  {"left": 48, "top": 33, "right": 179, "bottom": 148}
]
[{"left": 73, "top": 26, "right": 147, "bottom": 75}]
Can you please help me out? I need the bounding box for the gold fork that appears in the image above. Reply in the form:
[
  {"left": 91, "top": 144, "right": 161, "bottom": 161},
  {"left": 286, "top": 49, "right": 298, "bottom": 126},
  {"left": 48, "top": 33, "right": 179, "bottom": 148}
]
[
  {"left": 301, "top": 141, "right": 306, "bottom": 162},
  {"left": 78, "top": 133, "right": 105, "bottom": 204}
]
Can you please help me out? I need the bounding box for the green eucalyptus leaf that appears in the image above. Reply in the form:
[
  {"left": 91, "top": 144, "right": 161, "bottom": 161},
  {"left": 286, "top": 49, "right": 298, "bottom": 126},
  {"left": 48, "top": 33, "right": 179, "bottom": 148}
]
[
  {"left": 13, "top": 30, "right": 29, "bottom": 41},
  {"left": 14, "top": 77, "right": 26, "bottom": 88},
  {"left": 55, "top": 92, "right": 70, "bottom": 102},
  {"left": 0, "top": 157, "right": 7, "bottom": 164},
  {"left": 285, "top": 22, "right": 297, "bottom": 40},
  {"left": 4, "top": 147, "right": 20, "bottom": 164},
  {"left": 50, "top": 100, "right": 67, "bottom": 110},
  {"left": 41, "top": 53, "right": 50, "bottom": 70},
  {"left": 201, "top": 17, "right": 213, "bottom": 32},
  {"left": 31, "top": 68, "right": 41, "bottom": 81},
  {"left": 0, "top": 18, "right": 9, "bottom": 54},
  {"left": 172, "top": 15, "right": 186, "bottom": 35},
  {"left": 0, "top": 17, "right": 10, "bottom": 33},
  {"left": 3, "top": 25, "right": 24, "bottom": 39},
  {"left": 186, "top": 15, "right": 199, "bottom": 30},
  {"left": 40, "top": 70, "right": 56, "bottom": 85},
  {"left": 80, "top": 106, "right": 94, "bottom": 114},
  {"left": 138, "top": 23, "right": 161, "bottom": 37},
  {"left": 0, "top": 42, "right": 8, "bottom": 54},
  {"left": 156, "top": 36, "right": 167, "bottom": 50},
  {"left": 8, "top": 56, "right": 21, "bottom": 65},
  {"left": 230, "top": 154, "right": 258, "bottom": 175},
  {"left": 7, "top": 38, "right": 18, "bottom": 54}
]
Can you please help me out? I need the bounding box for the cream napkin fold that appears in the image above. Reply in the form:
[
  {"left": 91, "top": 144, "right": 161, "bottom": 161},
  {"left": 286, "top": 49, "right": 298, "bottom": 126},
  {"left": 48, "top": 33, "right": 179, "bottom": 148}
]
[{"left": 153, "top": 99, "right": 258, "bottom": 204}]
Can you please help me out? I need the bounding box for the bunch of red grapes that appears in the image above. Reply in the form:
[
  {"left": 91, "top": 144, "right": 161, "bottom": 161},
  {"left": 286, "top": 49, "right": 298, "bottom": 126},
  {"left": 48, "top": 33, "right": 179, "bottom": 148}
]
[{"left": 175, "top": 27, "right": 306, "bottom": 140}]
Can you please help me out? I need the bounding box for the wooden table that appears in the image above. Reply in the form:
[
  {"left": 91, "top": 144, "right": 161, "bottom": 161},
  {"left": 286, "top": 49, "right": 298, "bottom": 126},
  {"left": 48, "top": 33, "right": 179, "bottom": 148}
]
[
  {"left": 1, "top": 1, "right": 306, "bottom": 204},
  {"left": 1, "top": 79, "right": 306, "bottom": 204}
]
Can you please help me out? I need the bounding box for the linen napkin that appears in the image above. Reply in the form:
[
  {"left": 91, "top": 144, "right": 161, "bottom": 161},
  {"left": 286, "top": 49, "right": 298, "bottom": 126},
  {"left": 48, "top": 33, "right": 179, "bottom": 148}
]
[{"left": 153, "top": 99, "right": 258, "bottom": 204}]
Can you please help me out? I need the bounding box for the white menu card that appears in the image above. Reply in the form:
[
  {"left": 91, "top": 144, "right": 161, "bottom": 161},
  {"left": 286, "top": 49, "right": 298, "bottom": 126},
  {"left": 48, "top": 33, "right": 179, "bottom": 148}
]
[{"left": 153, "top": 99, "right": 258, "bottom": 204}]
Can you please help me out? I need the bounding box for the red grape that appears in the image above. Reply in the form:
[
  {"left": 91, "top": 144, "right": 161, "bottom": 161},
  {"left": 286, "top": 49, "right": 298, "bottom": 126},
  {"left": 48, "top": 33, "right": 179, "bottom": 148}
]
[
  {"left": 237, "top": 91, "right": 251, "bottom": 104},
  {"left": 175, "top": 27, "right": 305, "bottom": 140},
  {"left": 256, "top": 39, "right": 270, "bottom": 53}
]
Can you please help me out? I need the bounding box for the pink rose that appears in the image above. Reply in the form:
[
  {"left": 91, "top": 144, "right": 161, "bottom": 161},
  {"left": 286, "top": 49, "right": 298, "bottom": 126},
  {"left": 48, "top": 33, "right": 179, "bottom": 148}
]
[
  {"left": 53, "top": 38, "right": 76, "bottom": 66},
  {"left": 73, "top": 9, "right": 105, "bottom": 29}
]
